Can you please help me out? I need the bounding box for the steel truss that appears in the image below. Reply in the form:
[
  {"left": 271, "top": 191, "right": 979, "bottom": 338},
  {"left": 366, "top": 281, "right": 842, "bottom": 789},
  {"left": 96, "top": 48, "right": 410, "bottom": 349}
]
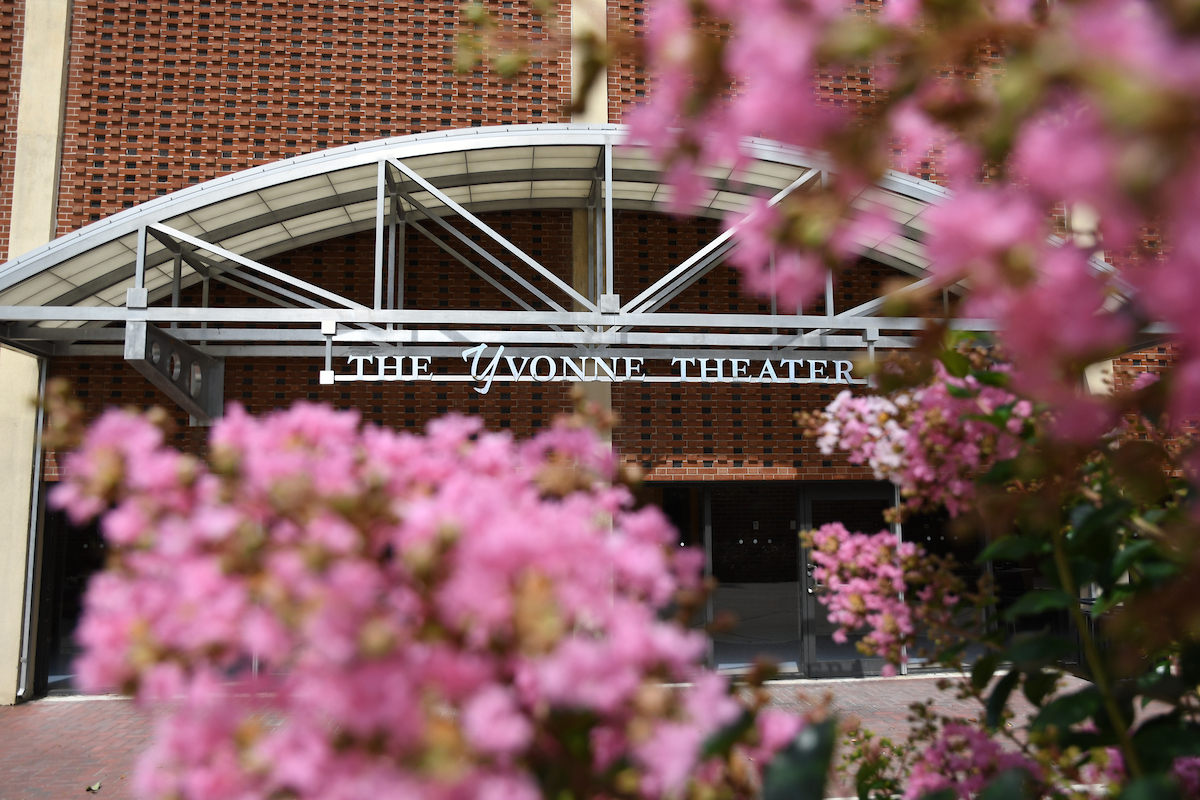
[{"left": 0, "top": 125, "right": 1066, "bottom": 417}]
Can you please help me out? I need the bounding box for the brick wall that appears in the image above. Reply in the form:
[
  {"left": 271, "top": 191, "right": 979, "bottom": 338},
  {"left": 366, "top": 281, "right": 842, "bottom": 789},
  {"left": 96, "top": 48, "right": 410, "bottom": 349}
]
[
  {"left": 0, "top": 0, "right": 23, "bottom": 258},
  {"left": 56, "top": 0, "right": 569, "bottom": 237}
]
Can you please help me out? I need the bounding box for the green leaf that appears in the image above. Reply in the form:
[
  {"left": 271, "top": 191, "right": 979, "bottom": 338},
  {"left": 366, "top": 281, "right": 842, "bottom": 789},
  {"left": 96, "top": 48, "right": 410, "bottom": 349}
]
[
  {"left": 972, "top": 652, "right": 1001, "bottom": 692},
  {"left": 1140, "top": 560, "right": 1182, "bottom": 584},
  {"left": 1112, "top": 540, "right": 1158, "bottom": 580},
  {"left": 1005, "top": 633, "right": 1075, "bottom": 666},
  {"left": 945, "top": 383, "right": 975, "bottom": 399},
  {"left": 978, "top": 535, "right": 1044, "bottom": 564},
  {"left": 938, "top": 350, "right": 970, "bottom": 378},
  {"left": 1180, "top": 643, "right": 1200, "bottom": 687},
  {"left": 1022, "top": 669, "right": 1060, "bottom": 707},
  {"left": 1137, "top": 667, "right": 1187, "bottom": 705},
  {"left": 1117, "top": 775, "right": 1182, "bottom": 800},
  {"left": 701, "top": 709, "right": 754, "bottom": 759},
  {"left": 1031, "top": 687, "right": 1100, "bottom": 733},
  {"left": 981, "top": 458, "right": 1017, "bottom": 485},
  {"left": 1001, "top": 589, "right": 1073, "bottom": 622},
  {"left": 917, "top": 790, "right": 957, "bottom": 800},
  {"left": 855, "top": 757, "right": 882, "bottom": 800},
  {"left": 979, "top": 768, "right": 1035, "bottom": 800},
  {"left": 986, "top": 670, "right": 1020, "bottom": 730},
  {"left": 763, "top": 718, "right": 838, "bottom": 800},
  {"left": 974, "top": 370, "right": 1010, "bottom": 388},
  {"left": 1133, "top": 715, "right": 1200, "bottom": 773},
  {"left": 1067, "top": 501, "right": 1129, "bottom": 560}
]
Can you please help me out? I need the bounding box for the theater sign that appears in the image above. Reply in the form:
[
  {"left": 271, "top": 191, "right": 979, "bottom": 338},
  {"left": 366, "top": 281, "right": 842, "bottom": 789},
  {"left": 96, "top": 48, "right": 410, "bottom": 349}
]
[{"left": 336, "top": 344, "right": 860, "bottom": 394}]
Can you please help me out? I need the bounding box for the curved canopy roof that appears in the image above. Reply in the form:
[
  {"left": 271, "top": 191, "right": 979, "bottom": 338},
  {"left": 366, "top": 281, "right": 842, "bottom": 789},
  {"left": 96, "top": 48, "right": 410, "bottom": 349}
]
[{"left": 0, "top": 124, "right": 949, "bottom": 323}]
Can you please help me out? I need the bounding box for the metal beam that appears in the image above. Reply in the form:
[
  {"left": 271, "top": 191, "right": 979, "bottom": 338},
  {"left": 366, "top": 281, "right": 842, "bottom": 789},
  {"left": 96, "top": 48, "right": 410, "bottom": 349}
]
[
  {"left": 622, "top": 168, "right": 822, "bottom": 314},
  {"left": 125, "top": 321, "right": 224, "bottom": 424},
  {"left": 400, "top": 190, "right": 569, "bottom": 313},
  {"left": 406, "top": 218, "right": 543, "bottom": 314},
  {"left": 390, "top": 156, "right": 598, "bottom": 312},
  {"left": 0, "top": 303, "right": 1083, "bottom": 334},
  {"left": 622, "top": 239, "right": 737, "bottom": 318},
  {"left": 604, "top": 141, "right": 613, "bottom": 298},
  {"left": 149, "top": 223, "right": 366, "bottom": 310},
  {"left": 374, "top": 159, "right": 386, "bottom": 311}
]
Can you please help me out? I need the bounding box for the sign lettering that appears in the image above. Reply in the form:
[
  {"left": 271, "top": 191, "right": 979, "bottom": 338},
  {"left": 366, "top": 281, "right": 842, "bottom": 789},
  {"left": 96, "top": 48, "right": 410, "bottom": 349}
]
[{"left": 332, "top": 344, "right": 861, "bottom": 394}]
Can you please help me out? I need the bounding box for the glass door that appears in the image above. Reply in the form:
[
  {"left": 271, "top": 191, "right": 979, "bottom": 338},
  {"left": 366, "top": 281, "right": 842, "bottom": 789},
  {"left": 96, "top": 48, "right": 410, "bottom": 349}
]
[
  {"left": 800, "top": 482, "right": 895, "bottom": 678},
  {"left": 707, "top": 484, "right": 801, "bottom": 674}
]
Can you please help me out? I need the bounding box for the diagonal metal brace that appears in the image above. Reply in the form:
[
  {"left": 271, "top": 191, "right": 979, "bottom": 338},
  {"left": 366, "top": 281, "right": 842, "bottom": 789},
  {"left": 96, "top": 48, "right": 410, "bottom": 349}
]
[
  {"left": 390, "top": 157, "right": 598, "bottom": 312},
  {"left": 148, "top": 223, "right": 367, "bottom": 311}
]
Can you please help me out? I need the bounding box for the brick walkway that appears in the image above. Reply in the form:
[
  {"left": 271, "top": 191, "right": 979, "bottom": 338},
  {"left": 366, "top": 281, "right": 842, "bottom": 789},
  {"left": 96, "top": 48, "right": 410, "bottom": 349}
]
[
  {"left": 0, "top": 674, "right": 1050, "bottom": 799},
  {"left": 0, "top": 697, "right": 152, "bottom": 799}
]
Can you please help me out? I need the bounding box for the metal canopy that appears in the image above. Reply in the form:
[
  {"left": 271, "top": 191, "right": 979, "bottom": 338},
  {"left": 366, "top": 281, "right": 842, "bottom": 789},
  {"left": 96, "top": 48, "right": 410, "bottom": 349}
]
[
  {"left": 0, "top": 124, "right": 947, "bottom": 319},
  {"left": 0, "top": 122, "right": 978, "bottom": 397}
]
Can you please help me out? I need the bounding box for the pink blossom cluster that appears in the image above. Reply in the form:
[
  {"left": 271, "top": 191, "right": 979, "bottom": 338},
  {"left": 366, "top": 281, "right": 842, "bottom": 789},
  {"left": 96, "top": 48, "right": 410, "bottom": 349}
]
[
  {"left": 633, "top": 0, "right": 1200, "bottom": 436},
  {"left": 53, "top": 404, "right": 801, "bottom": 800},
  {"left": 815, "top": 365, "right": 1032, "bottom": 516},
  {"left": 1174, "top": 756, "right": 1200, "bottom": 798},
  {"left": 807, "top": 522, "right": 959, "bottom": 676},
  {"left": 903, "top": 722, "right": 1042, "bottom": 800}
]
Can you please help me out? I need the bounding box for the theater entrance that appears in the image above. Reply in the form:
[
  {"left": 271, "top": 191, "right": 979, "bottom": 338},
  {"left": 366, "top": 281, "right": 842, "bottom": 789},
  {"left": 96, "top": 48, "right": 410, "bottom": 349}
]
[{"left": 656, "top": 481, "right": 928, "bottom": 678}]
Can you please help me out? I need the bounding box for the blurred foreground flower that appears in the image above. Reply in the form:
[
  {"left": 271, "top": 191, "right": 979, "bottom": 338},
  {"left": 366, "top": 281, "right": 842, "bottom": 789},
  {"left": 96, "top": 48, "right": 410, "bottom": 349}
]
[{"left": 54, "top": 402, "right": 802, "bottom": 800}]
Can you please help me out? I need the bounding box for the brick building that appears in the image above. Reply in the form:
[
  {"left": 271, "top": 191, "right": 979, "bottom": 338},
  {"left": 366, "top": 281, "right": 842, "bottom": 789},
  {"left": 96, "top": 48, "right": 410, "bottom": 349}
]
[{"left": 0, "top": 0, "right": 1008, "bottom": 703}]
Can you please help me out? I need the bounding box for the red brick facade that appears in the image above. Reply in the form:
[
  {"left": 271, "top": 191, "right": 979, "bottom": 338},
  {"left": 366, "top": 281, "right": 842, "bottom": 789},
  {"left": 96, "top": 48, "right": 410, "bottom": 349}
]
[{"left": 55, "top": 0, "right": 570, "bottom": 236}]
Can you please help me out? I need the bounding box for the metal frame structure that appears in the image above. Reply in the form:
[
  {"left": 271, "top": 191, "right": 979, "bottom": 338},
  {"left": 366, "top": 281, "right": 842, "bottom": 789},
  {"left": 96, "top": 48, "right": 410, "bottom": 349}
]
[{"left": 1, "top": 123, "right": 1125, "bottom": 415}]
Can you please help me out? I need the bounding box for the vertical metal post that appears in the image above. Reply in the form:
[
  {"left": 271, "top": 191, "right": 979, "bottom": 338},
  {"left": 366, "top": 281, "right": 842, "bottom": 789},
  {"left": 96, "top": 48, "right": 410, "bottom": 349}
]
[
  {"left": 374, "top": 160, "right": 386, "bottom": 311},
  {"left": 769, "top": 248, "right": 777, "bottom": 334},
  {"left": 396, "top": 214, "right": 406, "bottom": 315},
  {"left": 603, "top": 141, "right": 614, "bottom": 297},
  {"left": 170, "top": 249, "right": 182, "bottom": 330},
  {"left": 15, "top": 354, "right": 47, "bottom": 701},
  {"left": 825, "top": 271, "right": 835, "bottom": 318},
  {"left": 386, "top": 218, "right": 397, "bottom": 311},
  {"left": 134, "top": 225, "right": 147, "bottom": 289},
  {"left": 593, "top": 192, "right": 602, "bottom": 304},
  {"left": 386, "top": 191, "right": 398, "bottom": 332},
  {"left": 200, "top": 275, "right": 209, "bottom": 346},
  {"left": 704, "top": 486, "right": 714, "bottom": 669},
  {"left": 895, "top": 483, "right": 908, "bottom": 675},
  {"left": 796, "top": 485, "right": 808, "bottom": 678}
]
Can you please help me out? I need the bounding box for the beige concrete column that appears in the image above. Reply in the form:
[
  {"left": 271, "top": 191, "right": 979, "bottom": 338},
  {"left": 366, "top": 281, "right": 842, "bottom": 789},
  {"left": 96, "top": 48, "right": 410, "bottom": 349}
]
[
  {"left": 0, "top": 346, "right": 42, "bottom": 704},
  {"left": 6, "top": 0, "right": 74, "bottom": 260},
  {"left": 1085, "top": 360, "right": 1114, "bottom": 396},
  {"left": 570, "top": 0, "right": 611, "bottom": 423},
  {"left": 570, "top": 0, "right": 608, "bottom": 125},
  {"left": 572, "top": 208, "right": 612, "bottom": 429}
]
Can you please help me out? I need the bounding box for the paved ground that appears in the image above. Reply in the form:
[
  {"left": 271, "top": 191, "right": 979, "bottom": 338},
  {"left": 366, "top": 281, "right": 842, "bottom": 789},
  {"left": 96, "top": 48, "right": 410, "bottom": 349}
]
[{"left": 0, "top": 674, "right": 1046, "bottom": 799}]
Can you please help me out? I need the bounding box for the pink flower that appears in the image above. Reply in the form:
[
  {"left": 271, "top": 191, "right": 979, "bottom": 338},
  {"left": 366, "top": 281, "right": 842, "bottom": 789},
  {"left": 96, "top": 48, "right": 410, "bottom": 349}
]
[
  {"left": 462, "top": 686, "right": 533, "bottom": 758},
  {"left": 925, "top": 186, "right": 1043, "bottom": 288},
  {"left": 905, "top": 722, "right": 1042, "bottom": 800},
  {"left": 60, "top": 403, "right": 780, "bottom": 800}
]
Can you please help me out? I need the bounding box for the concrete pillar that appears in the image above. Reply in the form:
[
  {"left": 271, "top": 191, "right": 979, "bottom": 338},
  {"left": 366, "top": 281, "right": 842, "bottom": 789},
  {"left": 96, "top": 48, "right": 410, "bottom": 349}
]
[
  {"left": 572, "top": 207, "right": 612, "bottom": 429},
  {"left": 570, "top": 0, "right": 611, "bottom": 424},
  {"left": 570, "top": 0, "right": 608, "bottom": 124},
  {"left": 0, "top": 346, "right": 43, "bottom": 704},
  {"left": 6, "top": 0, "right": 74, "bottom": 260},
  {"left": 1084, "top": 360, "right": 1114, "bottom": 396}
]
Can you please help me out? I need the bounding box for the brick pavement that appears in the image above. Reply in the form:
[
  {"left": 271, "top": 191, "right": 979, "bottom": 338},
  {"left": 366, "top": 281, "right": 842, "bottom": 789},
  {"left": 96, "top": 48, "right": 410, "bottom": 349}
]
[
  {"left": 0, "top": 675, "right": 1060, "bottom": 799},
  {"left": 0, "top": 696, "right": 151, "bottom": 799}
]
